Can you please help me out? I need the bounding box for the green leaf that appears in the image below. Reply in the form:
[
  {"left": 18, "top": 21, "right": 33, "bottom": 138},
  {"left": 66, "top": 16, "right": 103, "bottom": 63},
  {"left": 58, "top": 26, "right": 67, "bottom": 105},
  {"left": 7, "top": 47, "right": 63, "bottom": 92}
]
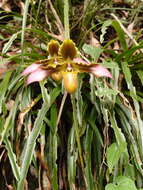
[
  {"left": 115, "top": 45, "right": 143, "bottom": 62},
  {"left": 95, "top": 88, "right": 119, "bottom": 97},
  {"left": 100, "top": 20, "right": 112, "bottom": 43},
  {"left": 107, "top": 143, "right": 126, "bottom": 173},
  {"left": 102, "top": 60, "right": 120, "bottom": 69},
  {"left": 121, "top": 62, "right": 132, "bottom": 88},
  {"left": 112, "top": 21, "right": 127, "bottom": 50},
  {"left": 124, "top": 164, "right": 135, "bottom": 180},
  {"left": 0, "top": 94, "right": 19, "bottom": 145},
  {"left": 106, "top": 184, "right": 117, "bottom": 190},
  {"left": 2, "top": 31, "right": 21, "bottom": 54},
  {"left": 115, "top": 100, "right": 143, "bottom": 176},
  {"left": 110, "top": 112, "right": 127, "bottom": 148},
  {"left": 4, "top": 138, "right": 20, "bottom": 181},
  {"left": 88, "top": 108, "right": 103, "bottom": 146},
  {"left": 50, "top": 104, "right": 57, "bottom": 129},
  {"left": 17, "top": 103, "right": 49, "bottom": 190},
  {"left": 126, "top": 91, "right": 143, "bottom": 103},
  {"left": 50, "top": 86, "right": 61, "bottom": 104},
  {"left": 67, "top": 127, "right": 77, "bottom": 189},
  {"left": 17, "top": 87, "right": 60, "bottom": 190},
  {"left": 124, "top": 0, "right": 134, "bottom": 4},
  {"left": 121, "top": 62, "right": 143, "bottom": 152},
  {"left": 105, "top": 176, "right": 138, "bottom": 190},
  {"left": 40, "top": 81, "right": 51, "bottom": 104},
  {"left": 0, "top": 108, "right": 13, "bottom": 145},
  {"left": 84, "top": 126, "right": 94, "bottom": 189},
  {"left": 51, "top": 131, "right": 58, "bottom": 190},
  {"left": 82, "top": 44, "right": 103, "bottom": 61},
  {"left": 136, "top": 70, "right": 143, "bottom": 86},
  {"left": 0, "top": 71, "right": 12, "bottom": 114},
  {"left": 21, "top": 0, "right": 30, "bottom": 64}
]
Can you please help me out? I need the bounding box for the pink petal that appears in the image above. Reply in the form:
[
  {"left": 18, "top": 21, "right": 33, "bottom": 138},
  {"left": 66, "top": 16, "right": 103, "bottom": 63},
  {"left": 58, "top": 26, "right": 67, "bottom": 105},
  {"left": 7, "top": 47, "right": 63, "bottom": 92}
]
[
  {"left": 22, "top": 64, "right": 41, "bottom": 76},
  {"left": 73, "top": 57, "right": 89, "bottom": 65},
  {"left": 26, "top": 68, "right": 50, "bottom": 84},
  {"left": 89, "top": 64, "right": 112, "bottom": 78}
]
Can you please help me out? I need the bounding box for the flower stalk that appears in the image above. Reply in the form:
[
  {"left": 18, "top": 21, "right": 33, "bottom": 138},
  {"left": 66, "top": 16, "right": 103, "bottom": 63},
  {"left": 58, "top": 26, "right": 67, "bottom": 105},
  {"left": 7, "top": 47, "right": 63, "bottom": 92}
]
[
  {"left": 64, "top": 0, "right": 85, "bottom": 182},
  {"left": 64, "top": 0, "right": 70, "bottom": 39}
]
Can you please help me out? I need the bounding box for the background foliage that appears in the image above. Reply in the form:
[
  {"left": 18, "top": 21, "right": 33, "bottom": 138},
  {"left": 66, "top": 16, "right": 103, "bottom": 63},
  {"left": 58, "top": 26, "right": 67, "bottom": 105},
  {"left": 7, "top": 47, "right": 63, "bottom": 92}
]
[{"left": 0, "top": 0, "right": 143, "bottom": 189}]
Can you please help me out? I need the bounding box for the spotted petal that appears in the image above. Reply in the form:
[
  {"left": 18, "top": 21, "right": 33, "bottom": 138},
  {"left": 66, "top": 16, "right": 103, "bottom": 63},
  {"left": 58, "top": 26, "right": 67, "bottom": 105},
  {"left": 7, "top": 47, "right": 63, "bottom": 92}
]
[{"left": 26, "top": 68, "right": 52, "bottom": 84}]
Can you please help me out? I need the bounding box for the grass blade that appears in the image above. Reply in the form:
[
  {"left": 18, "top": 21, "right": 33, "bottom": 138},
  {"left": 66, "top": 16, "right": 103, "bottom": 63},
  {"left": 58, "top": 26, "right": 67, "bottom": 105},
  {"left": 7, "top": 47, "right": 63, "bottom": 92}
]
[
  {"left": 21, "top": 0, "right": 30, "bottom": 63},
  {"left": 2, "top": 31, "right": 21, "bottom": 54},
  {"left": 17, "top": 87, "right": 60, "bottom": 190},
  {"left": 4, "top": 138, "right": 20, "bottom": 181}
]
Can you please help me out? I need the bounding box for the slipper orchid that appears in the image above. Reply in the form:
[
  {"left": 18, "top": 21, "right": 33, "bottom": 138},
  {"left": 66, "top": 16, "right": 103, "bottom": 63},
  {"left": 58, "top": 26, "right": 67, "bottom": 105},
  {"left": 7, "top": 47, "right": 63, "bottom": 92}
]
[{"left": 22, "top": 39, "right": 112, "bottom": 93}]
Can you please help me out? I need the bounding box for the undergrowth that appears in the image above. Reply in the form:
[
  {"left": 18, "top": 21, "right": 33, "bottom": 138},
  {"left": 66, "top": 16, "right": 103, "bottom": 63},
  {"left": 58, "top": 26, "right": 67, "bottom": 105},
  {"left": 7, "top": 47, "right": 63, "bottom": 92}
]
[{"left": 0, "top": 0, "right": 143, "bottom": 189}]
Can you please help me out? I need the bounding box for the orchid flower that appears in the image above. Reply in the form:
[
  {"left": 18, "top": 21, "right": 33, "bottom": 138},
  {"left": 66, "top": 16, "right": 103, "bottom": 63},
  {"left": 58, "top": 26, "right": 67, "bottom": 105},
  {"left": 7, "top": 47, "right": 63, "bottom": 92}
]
[{"left": 22, "top": 39, "right": 112, "bottom": 93}]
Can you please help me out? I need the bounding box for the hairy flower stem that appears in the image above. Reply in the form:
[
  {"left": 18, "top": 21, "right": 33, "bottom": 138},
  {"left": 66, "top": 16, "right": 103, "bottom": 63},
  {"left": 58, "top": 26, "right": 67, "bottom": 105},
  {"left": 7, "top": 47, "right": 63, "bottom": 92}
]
[
  {"left": 56, "top": 91, "right": 67, "bottom": 127},
  {"left": 64, "top": 0, "right": 70, "bottom": 39}
]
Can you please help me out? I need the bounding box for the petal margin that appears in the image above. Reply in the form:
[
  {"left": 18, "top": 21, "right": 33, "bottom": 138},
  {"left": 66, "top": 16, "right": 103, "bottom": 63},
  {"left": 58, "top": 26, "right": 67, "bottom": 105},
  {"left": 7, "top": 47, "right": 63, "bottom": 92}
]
[
  {"left": 26, "top": 68, "right": 51, "bottom": 84},
  {"left": 89, "top": 64, "right": 112, "bottom": 78},
  {"left": 22, "top": 64, "right": 41, "bottom": 76},
  {"left": 73, "top": 57, "right": 89, "bottom": 65}
]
